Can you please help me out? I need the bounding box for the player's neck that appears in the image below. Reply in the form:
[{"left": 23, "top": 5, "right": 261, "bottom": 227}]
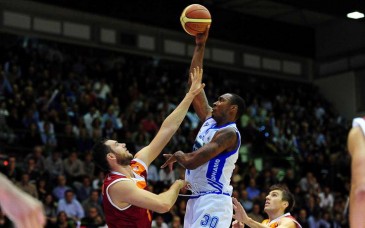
[
  {"left": 268, "top": 210, "right": 286, "bottom": 222},
  {"left": 111, "top": 165, "right": 134, "bottom": 178}
]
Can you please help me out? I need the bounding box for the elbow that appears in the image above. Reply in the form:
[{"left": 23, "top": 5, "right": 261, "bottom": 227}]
[
  {"left": 353, "top": 183, "right": 365, "bottom": 200},
  {"left": 155, "top": 202, "right": 172, "bottom": 213}
]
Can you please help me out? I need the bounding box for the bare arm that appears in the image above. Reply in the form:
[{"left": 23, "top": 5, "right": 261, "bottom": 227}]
[
  {"left": 347, "top": 126, "right": 365, "bottom": 227},
  {"left": 161, "top": 128, "right": 237, "bottom": 170},
  {"left": 135, "top": 67, "right": 205, "bottom": 167},
  {"left": 0, "top": 173, "right": 45, "bottom": 228},
  {"left": 188, "top": 28, "right": 212, "bottom": 122},
  {"left": 232, "top": 198, "right": 296, "bottom": 228},
  {"left": 108, "top": 179, "right": 186, "bottom": 213}
]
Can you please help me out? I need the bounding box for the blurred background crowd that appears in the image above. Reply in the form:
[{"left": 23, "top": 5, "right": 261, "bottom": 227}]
[{"left": 0, "top": 33, "right": 351, "bottom": 228}]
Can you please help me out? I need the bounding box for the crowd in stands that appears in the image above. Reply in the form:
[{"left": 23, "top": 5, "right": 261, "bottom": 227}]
[{"left": 0, "top": 33, "right": 351, "bottom": 227}]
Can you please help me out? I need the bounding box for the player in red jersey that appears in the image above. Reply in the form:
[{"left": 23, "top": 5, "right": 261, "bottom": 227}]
[
  {"left": 232, "top": 184, "right": 302, "bottom": 228},
  {"left": 92, "top": 67, "right": 205, "bottom": 228},
  {"left": 347, "top": 117, "right": 365, "bottom": 227}
]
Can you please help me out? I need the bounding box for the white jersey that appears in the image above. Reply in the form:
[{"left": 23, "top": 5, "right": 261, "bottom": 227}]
[
  {"left": 352, "top": 117, "right": 365, "bottom": 135},
  {"left": 185, "top": 117, "right": 241, "bottom": 196}
]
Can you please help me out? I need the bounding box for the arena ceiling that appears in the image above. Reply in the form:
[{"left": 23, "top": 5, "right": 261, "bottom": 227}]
[{"left": 31, "top": 0, "right": 365, "bottom": 58}]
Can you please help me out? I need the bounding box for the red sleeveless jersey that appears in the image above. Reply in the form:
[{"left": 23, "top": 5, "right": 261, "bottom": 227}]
[{"left": 102, "top": 159, "right": 152, "bottom": 228}]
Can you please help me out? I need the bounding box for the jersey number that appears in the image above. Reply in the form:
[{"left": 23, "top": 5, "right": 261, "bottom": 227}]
[{"left": 200, "top": 214, "right": 219, "bottom": 228}]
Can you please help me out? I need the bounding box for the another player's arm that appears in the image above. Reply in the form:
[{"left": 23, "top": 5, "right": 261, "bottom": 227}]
[
  {"left": 135, "top": 68, "right": 204, "bottom": 167},
  {"left": 188, "top": 28, "right": 212, "bottom": 122},
  {"left": 108, "top": 179, "right": 186, "bottom": 213},
  {"left": 162, "top": 128, "right": 237, "bottom": 170},
  {"left": 347, "top": 126, "right": 365, "bottom": 227}
]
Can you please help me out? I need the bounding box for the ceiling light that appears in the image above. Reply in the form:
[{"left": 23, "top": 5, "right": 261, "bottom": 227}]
[{"left": 347, "top": 11, "right": 364, "bottom": 19}]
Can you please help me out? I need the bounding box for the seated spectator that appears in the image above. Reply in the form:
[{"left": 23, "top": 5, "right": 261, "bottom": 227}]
[
  {"left": 74, "top": 176, "right": 92, "bottom": 203},
  {"left": 23, "top": 157, "right": 41, "bottom": 183},
  {"left": 147, "top": 162, "right": 159, "bottom": 186},
  {"left": 239, "top": 189, "right": 253, "bottom": 212},
  {"left": 246, "top": 178, "right": 261, "bottom": 201},
  {"left": 43, "top": 193, "right": 58, "bottom": 228},
  {"left": 63, "top": 151, "right": 84, "bottom": 182},
  {"left": 25, "top": 145, "right": 46, "bottom": 172},
  {"left": 57, "top": 123, "right": 78, "bottom": 152},
  {"left": 36, "top": 178, "right": 51, "bottom": 200},
  {"left": 151, "top": 214, "right": 168, "bottom": 228},
  {"left": 159, "top": 166, "right": 175, "bottom": 189},
  {"left": 22, "top": 122, "right": 43, "bottom": 148},
  {"left": 247, "top": 202, "right": 264, "bottom": 223},
  {"left": 81, "top": 152, "right": 95, "bottom": 179},
  {"left": 38, "top": 120, "right": 57, "bottom": 153},
  {"left": 57, "top": 190, "right": 85, "bottom": 224},
  {"left": 169, "top": 215, "right": 182, "bottom": 228},
  {"left": 2, "top": 155, "right": 21, "bottom": 182},
  {"left": 52, "top": 175, "right": 71, "bottom": 200},
  {"left": 92, "top": 171, "right": 104, "bottom": 191},
  {"left": 80, "top": 206, "right": 105, "bottom": 228},
  {"left": 82, "top": 189, "right": 103, "bottom": 218},
  {"left": 16, "top": 173, "right": 38, "bottom": 198},
  {"left": 56, "top": 211, "right": 76, "bottom": 228},
  {"left": 45, "top": 150, "right": 64, "bottom": 182},
  {"left": 318, "top": 186, "right": 334, "bottom": 210}
]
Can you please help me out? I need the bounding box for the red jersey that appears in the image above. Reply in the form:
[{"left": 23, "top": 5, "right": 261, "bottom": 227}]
[
  {"left": 102, "top": 158, "right": 152, "bottom": 228},
  {"left": 262, "top": 213, "right": 302, "bottom": 228}
]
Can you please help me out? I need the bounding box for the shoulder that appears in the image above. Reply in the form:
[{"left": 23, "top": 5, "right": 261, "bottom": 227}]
[{"left": 280, "top": 217, "right": 299, "bottom": 228}]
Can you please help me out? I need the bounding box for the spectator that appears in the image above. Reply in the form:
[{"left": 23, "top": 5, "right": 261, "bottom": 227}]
[
  {"left": 2, "top": 155, "right": 21, "bottom": 182},
  {"left": 239, "top": 189, "right": 253, "bottom": 212},
  {"left": 57, "top": 190, "right": 85, "bottom": 223},
  {"left": 63, "top": 151, "right": 84, "bottom": 182},
  {"left": 16, "top": 173, "right": 38, "bottom": 198},
  {"left": 246, "top": 178, "right": 261, "bottom": 201},
  {"left": 43, "top": 193, "right": 58, "bottom": 228},
  {"left": 74, "top": 176, "right": 92, "bottom": 203},
  {"left": 36, "top": 178, "right": 51, "bottom": 200},
  {"left": 55, "top": 211, "right": 76, "bottom": 228},
  {"left": 318, "top": 186, "right": 334, "bottom": 210},
  {"left": 81, "top": 152, "right": 95, "bottom": 179},
  {"left": 81, "top": 189, "right": 103, "bottom": 218},
  {"left": 45, "top": 150, "right": 64, "bottom": 181},
  {"left": 52, "top": 175, "right": 71, "bottom": 200},
  {"left": 80, "top": 206, "right": 105, "bottom": 228},
  {"left": 24, "top": 145, "right": 46, "bottom": 174},
  {"left": 151, "top": 214, "right": 168, "bottom": 228},
  {"left": 247, "top": 202, "right": 264, "bottom": 223}
]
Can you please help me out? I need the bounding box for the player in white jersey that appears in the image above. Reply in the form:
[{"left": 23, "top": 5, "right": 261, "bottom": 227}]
[
  {"left": 161, "top": 26, "right": 246, "bottom": 228},
  {"left": 347, "top": 117, "right": 365, "bottom": 227}
]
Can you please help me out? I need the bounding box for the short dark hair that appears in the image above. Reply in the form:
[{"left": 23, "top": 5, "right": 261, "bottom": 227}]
[
  {"left": 229, "top": 93, "right": 246, "bottom": 120},
  {"left": 92, "top": 138, "right": 111, "bottom": 172},
  {"left": 269, "top": 184, "right": 295, "bottom": 213}
]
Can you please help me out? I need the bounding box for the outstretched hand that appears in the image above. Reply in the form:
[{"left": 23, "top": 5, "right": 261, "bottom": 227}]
[
  {"left": 188, "top": 67, "right": 205, "bottom": 96},
  {"left": 232, "top": 197, "right": 249, "bottom": 224},
  {"left": 161, "top": 153, "right": 177, "bottom": 170}
]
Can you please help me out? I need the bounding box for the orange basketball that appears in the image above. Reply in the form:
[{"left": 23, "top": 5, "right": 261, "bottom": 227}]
[{"left": 180, "top": 4, "right": 212, "bottom": 36}]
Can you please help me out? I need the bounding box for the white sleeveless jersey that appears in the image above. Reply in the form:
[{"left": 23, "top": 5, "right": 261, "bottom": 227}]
[
  {"left": 185, "top": 117, "right": 241, "bottom": 196},
  {"left": 353, "top": 117, "right": 365, "bottom": 135}
]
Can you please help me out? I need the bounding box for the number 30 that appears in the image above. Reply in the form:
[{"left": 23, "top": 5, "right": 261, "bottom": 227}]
[{"left": 200, "top": 214, "right": 219, "bottom": 228}]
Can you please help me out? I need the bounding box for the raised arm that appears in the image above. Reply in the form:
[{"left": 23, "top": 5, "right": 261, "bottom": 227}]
[
  {"left": 347, "top": 126, "right": 365, "bottom": 227},
  {"left": 161, "top": 127, "right": 237, "bottom": 170},
  {"left": 0, "top": 173, "right": 45, "bottom": 228},
  {"left": 135, "top": 67, "right": 205, "bottom": 167},
  {"left": 188, "top": 28, "right": 212, "bottom": 122}
]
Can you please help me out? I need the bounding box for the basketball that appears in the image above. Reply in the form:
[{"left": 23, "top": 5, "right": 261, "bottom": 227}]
[{"left": 180, "top": 4, "right": 212, "bottom": 36}]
